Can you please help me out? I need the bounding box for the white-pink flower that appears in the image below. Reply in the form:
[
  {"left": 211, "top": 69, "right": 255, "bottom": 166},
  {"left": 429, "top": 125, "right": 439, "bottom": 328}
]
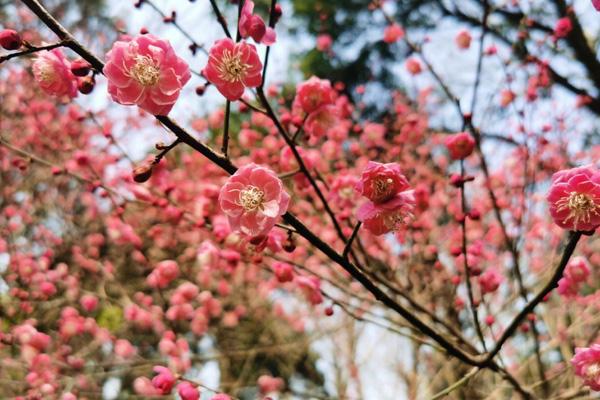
[
  {"left": 219, "top": 164, "right": 290, "bottom": 237},
  {"left": 32, "top": 48, "right": 78, "bottom": 98},
  {"left": 103, "top": 34, "right": 190, "bottom": 115}
]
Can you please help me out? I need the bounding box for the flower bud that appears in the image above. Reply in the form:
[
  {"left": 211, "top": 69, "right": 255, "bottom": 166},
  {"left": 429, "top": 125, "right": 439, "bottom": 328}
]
[
  {"left": 71, "top": 59, "right": 91, "bottom": 76},
  {"left": 78, "top": 76, "right": 95, "bottom": 94},
  {"left": 0, "top": 29, "right": 22, "bottom": 50},
  {"left": 133, "top": 163, "right": 153, "bottom": 183}
]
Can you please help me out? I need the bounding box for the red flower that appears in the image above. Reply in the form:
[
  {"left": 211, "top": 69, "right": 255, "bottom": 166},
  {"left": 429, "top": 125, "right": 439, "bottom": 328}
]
[
  {"left": 239, "top": 0, "right": 276, "bottom": 45},
  {"left": 547, "top": 166, "right": 600, "bottom": 231},
  {"left": 203, "top": 39, "right": 262, "bottom": 101},
  {"left": 356, "top": 161, "right": 409, "bottom": 204},
  {"left": 554, "top": 17, "right": 572, "bottom": 39},
  {"left": 151, "top": 366, "right": 176, "bottom": 394},
  {"left": 293, "top": 76, "right": 336, "bottom": 115},
  {"left": 572, "top": 344, "right": 600, "bottom": 391},
  {"left": 445, "top": 132, "right": 475, "bottom": 160},
  {"left": 383, "top": 23, "right": 404, "bottom": 44},
  {"left": 357, "top": 192, "right": 416, "bottom": 236}
]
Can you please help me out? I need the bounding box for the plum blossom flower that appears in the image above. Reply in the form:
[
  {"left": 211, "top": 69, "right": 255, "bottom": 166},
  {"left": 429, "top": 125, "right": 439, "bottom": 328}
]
[
  {"left": 356, "top": 161, "right": 410, "bottom": 203},
  {"left": 219, "top": 163, "right": 290, "bottom": 237},
  {"left": 203, "top": 38, "right": 262, "bottom": 101},
  {"left": 32, "top": 49, "right": 78, "bottom": 98},
  {"left": 151, "top": 366, "right": 177, "bottom": 394},
  {"left": 572, "top": 344, "right": 600, "bottom": 391},
  {"left": 239, "top": 0, "right": 276, "bottom": 45},
  {"left": 257, "top": 375, "right": 284, "bottom": 394},
  {"left": 355, "top": 162, "right": 415, "bottom": 235},
  {"left": 147, "top": 260, "right": 179, "bottom": 289},
  {"left": 554, "top": 17, "right": 572, "bottom": 39},
  {"left": 177, "top": 382, "right": 200, "bottom": 400},
  {"left": 455, "top": 29, "right": 472, "bottom": 49},
  {"left": 594, "top": 0, "right": 600, "bottom": 11},
  {"left": 316, "top": 34, "right": 333, "bottom": 51},
  {"left": 445, "top": 132, "right": 475, "bottom": 160},
  {"left": 478, "top": 267, "right": 503, "bottom": 294},
  {"left": 383, "top": 23, "right": 404, "bottom": 44},
  {"left": 357, "top": 192, "right": 416, "bottom": 236},
  {"left": 103, "top": 35, "right": 190, "bottom": 115},
  {"left": 547, "top": 166, "right": 600, "bottom": 231},
  {"left": 293, "top": 76, "right": 336, "bottom": 115},
  {"left": 405, "top": 57, "right": 422, "bottom": 75}
]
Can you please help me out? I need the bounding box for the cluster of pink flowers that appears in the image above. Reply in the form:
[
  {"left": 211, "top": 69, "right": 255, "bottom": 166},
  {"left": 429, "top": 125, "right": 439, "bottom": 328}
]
[
  {"left": 219, "top": 163, "right": 290, "bottom": 238},
  {"left": 104, "top": 34, "right": 190, "bottom": 115},
  {"left": 239, "top": 0, "right": 276, "bottom": 45},
  {"left": 355, "top": 162, "right": 415, "bottom": 235},
  {"left": 203, "top": 38, "right": 263, "bottom": 101},
  {"left": 292, "top": 76, "right": 338, "bottom": 139},
  {"left": 558, "top": 256, "right": 590, "bottom": 298},
  {"left": 32, "top": 48, "right": 78, "bottom": 99},
  {"left": 572, "top": 344, "right": 600, "bottom": 390},
  {"left": 547, "top": 165, "right": 600, "bottom": 232}
]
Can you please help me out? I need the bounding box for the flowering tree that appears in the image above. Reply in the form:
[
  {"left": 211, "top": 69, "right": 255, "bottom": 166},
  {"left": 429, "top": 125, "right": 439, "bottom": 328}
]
[{"left": 1, "top": 0, "right": 600, "bottom": 399}]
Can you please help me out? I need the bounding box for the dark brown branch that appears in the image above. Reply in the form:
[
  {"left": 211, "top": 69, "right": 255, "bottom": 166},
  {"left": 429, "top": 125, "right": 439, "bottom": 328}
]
[
  {"left": 486, "top": 231, "right": 582, "bottom": 362},
  {"left": 0, "top": 41, "right": 66, "bottom": 63}
]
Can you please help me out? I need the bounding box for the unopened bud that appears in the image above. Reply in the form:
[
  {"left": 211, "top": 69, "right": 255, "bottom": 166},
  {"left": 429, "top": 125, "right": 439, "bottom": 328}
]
[
  {"left": 132, "top": 163, "right": 153, "bottom": 183},
  {"left": 0, "top": 29, "right": 22, "bottom": 50}
]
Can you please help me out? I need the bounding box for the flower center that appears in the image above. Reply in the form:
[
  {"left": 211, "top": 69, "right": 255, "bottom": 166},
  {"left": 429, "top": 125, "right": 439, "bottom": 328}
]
[
  {"left": 130, "top": 55, "right": 160, "bottom": 86},
  {"left": 372, "top": 177, "right": 394, "bottom": 202},
  {"left": 586, "top": 363, "right": 600, "bottom": 380},
  {"left": 383, "top": 208, "right": 414, "bottom": 232},
  {"left": 556, "top": 191, "right": 600, "bottom": 230},
  {"left": 215, "top": 50, "right": 249, "bottom": 83},
  {"left": 239, "top": 186, "right": 265, "bottom": 212},
  {"left": 38, "top": 62, "right": 56, "bottom": 83}
]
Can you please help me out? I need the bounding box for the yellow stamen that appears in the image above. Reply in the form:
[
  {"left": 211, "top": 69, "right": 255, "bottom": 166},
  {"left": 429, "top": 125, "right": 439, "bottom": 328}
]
[
  {"left": 238, "top": 186, "right": 265, "bottom": 212},
  {"left": 556, "top": 191, "right": 600, "bottom": 230},
  {"left": 214, "top": 50, "right": 249, "bottom": 83},
  {"left": 130, "top": 55, "right": 160, "bottom": 86}
]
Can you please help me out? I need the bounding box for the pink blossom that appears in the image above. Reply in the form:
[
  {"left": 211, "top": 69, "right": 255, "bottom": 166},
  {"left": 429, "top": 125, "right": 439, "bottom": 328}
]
[
  {"left": 211, "top": 395, "right": 231, "bottom": 400},
  {"left": 478, "top": 268, "right": 504, "bottom": 294},
  {"left": 239, "top": 0, "right": 276, "bottom": 45},
  {"left": 356, "top": 161, "right": 409, "bottom": 204},
  {"left": 203, "top": 39, "right": 262, "bottom": 101},
  {"left": 0, "top": 29, "right": 22, "bottom": 50},
  {"left": 219, "top": 164, "right": 290, "bottom": 237},
  {"left": 455, "top": 29, "right": 472, "bottom": 49},
  {"left": 114, "top": 339, "right": 137, "bottom": 359},
  {"left": 147, "top": 260, "right": 179, "bottom": 289},
  {"left": 103, "top": 34, "right": 190, "bottom": 115},
  {"left": 554, "top": 17, "right": 572, "bottom": 39},
  {"left": 357, "top": 192, "right": 416, "bottom": 235},
  {"left": 296, "top": 276, "right": 323, "bottom": 305},
  {"left": 383, "top": 23, "right": 404, "bottom": 44},
  {"left": 405, "top": 57, "right": 422, "bottom": 75},
  {"left": 316, "top": 34, "right": 333, "bottom": 51},
  {"left": 273, "top": 261, "right": 294, "bottom": 282},
  {"left": 133, "top": 377, "right": 162, "bottom": 395},
  {"left": 572, "top": 344, "right": 600, "bottom": 390},
  {"left": 293, "top": 76, "right": 336, "bottom": 115},
  {"left": 445, "top": 132, "right": 475, "bottom": 160},
  {"left": 151, "top": 366, "right": 177, "bottom": 394},
  {"left": 80, "top": 294, "right": 98, "bottom": 312},
  {"left": 565, "top": 257, "right": 591, "bottom": 283},
  {"left": 177, "top": 382, "right": 200, "bottom": 400},
  {"left": 547, "top": 166, "right": 600, "bottom": 231},
  {"left": 594, "top": 0, "right": 600, "bottom": 11},
  {"left": 32, "top": 49, "right": 78, "bottom": 98},
  {"left": 257, "top": 374, "right": 284, "bottom": 394}
]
